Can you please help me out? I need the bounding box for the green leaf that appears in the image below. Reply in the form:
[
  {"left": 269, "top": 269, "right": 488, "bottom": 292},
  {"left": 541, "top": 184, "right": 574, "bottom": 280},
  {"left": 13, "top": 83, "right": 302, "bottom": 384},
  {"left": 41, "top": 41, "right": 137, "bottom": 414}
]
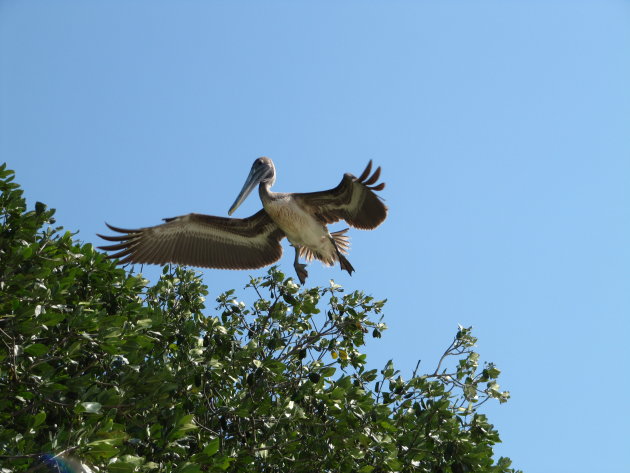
[
  {"left": 177, "top": 463, "right": 202, "bottom": 473},
  {"left": 168, "top": 414, "right": 198, "bottom": 440},
  {"left": 87, "top": 440, "right": 119, "bottom": 459},
  {"left": 385, "top": 458, "right": 402, "bottom": 470},
  {"left": 35, "top": 201, "right": 46, "bottom": 214},
  {"left": 212, "top": 456, "right": 235, "bottom": 471},
  {"left": 119, "top": 455, "right": 144, "bottom": 466},
  {"left": 87, "top": 438, "right": 122, "bottom": 447},
  {"left": 24, "top": 343, "right": 48, "bottom": 356},
  {"left": 320, "top": 366, "right": 336, "bottom": 377},
  {"left": 379, "top": 420, "right": 396, "bottom": 432},
  {"left": 265, "top": 360, "right": 287, "bottom": 374},
  {"left": 76, "top": 402, "right": 102, "bottom": 414},
  {"left": 382, "top": 359, "right": 395, "bottom": 378},
  {"left": 203, "top": 438, "right": 220, "bottom": 456},
  {"left": 41, "top": 312, "right": 66, "bottom": 327},
  {"left": 109, "top": 462, "right": 136, "bottom": 473},
  {"left": 31, "top": 411, "right": 46, "bottom": 427},
  {"left": 136, "top": 318, "right": 153, "bottom": 329}
]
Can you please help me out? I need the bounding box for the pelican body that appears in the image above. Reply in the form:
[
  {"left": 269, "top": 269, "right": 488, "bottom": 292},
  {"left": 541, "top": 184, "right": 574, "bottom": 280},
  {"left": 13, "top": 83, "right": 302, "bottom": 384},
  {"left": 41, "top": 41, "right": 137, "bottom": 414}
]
[{"left": 99, "top": 158, "right": 387, "bottom": 284}]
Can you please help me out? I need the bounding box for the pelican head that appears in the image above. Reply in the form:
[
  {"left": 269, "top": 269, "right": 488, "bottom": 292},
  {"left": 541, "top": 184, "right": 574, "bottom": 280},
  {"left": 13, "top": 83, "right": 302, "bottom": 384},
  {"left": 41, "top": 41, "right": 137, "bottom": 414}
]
[{"left": 228, "top": 157, "right": 276, "bottom": 215}]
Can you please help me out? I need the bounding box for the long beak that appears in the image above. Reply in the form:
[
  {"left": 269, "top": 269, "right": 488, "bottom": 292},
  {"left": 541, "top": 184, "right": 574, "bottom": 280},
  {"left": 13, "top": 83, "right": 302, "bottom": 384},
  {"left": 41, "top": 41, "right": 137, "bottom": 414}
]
[{"left": 228, "top": 166, "right": 264, "bottom": 215}]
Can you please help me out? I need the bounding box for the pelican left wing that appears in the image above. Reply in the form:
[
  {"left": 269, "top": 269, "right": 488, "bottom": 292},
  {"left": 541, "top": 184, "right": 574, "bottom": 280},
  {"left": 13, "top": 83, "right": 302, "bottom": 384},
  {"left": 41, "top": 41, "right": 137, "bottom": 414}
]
[
  {"left": 294, "top": 160, "right": 387, "bottom": 230},
  {"left": 98, "top": 210, "right": 285, "bottom": 270}
]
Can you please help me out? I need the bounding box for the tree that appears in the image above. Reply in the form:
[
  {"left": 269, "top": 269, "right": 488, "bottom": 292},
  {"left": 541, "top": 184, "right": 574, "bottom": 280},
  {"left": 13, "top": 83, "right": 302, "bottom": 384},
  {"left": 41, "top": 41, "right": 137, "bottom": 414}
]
[{"left": 0, "top": 164, "right": 519, "bottom": 472}]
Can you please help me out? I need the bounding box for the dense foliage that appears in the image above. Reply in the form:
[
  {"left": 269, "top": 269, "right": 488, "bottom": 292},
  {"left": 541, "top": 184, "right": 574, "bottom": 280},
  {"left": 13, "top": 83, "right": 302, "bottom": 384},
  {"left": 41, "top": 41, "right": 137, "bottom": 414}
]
[{"left": 0, "top": 164, "right": 519, "bottom": 472}]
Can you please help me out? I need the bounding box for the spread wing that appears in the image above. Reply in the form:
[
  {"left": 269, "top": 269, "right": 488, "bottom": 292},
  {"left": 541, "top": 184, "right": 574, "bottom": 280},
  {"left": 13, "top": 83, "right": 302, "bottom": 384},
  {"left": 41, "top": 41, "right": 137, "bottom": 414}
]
[
  {"left": 98, "top": 210, "right": 285, "bottom": 270},
  {"left": 294, "top": 160, "right": 387, "bottom": 229}
]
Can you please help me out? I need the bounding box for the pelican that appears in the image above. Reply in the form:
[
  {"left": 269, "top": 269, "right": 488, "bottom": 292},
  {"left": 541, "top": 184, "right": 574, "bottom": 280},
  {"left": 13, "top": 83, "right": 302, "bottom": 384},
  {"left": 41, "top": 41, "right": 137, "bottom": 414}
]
[{"left": 98, "top": 158, "right": 387, "bottom": 284}]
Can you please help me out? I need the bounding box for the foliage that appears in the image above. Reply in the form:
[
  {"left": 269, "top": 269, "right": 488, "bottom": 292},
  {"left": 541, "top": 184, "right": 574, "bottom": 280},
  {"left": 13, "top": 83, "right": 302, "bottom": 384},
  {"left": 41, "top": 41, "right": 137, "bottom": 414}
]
[{"left": 0, "top": 164, "right": 519, "bottom": 472}]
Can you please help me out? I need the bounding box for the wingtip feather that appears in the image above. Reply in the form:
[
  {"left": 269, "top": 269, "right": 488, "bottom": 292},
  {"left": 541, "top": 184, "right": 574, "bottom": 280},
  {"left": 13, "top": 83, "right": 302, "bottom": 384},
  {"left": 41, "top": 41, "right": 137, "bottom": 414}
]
[
  {"left": 357, "top": 160, "right": 373, "bottom": 182},
  {"left": 105, "top": 222, "right": 141, "bottom": 234},
  {"left": 363, "top": 166, "right": 381, "bottom": 185}
]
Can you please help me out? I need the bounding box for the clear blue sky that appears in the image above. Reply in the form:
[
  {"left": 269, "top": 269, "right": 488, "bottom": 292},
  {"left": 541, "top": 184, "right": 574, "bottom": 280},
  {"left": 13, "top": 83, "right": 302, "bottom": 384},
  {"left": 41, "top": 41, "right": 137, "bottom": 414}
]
[{"left": 2, "top": 2, "right": 629, "bottom": 472}]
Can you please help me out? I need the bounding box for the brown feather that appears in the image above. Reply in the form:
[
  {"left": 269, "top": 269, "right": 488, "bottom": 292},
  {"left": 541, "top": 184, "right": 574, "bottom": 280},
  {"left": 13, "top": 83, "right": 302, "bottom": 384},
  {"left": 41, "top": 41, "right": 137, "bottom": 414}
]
[
  {"left": 363, "top": 166, "right": 381, "bottom": 186},
  {"left": 98, "top": 210, "right": 286, "bottom": 270},
  {"left": 294, "top": 161, "right": 387, "bottom": 230},
  {"left": 357, "top": 160, "right": 373, "bottom": 182},
  {"left": 99, "top": 159, "right": 386, "bottom": 282}
]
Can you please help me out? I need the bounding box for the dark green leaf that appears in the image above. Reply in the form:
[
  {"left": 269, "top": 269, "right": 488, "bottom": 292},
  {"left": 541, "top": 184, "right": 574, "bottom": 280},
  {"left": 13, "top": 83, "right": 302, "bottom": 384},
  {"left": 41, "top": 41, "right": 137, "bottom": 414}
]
[{"left": 24, "top": 343, "right": 48, "bottom": 356}]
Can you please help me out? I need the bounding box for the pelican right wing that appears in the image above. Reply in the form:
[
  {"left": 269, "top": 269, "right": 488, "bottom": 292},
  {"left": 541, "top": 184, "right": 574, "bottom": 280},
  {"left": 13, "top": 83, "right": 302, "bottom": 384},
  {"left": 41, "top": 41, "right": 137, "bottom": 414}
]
[
  {"left": 98, "top": 210, "right": 285, "bottom": 270},
  {"left": 294, "top": 160, "right": 387, "bottom": 230}
]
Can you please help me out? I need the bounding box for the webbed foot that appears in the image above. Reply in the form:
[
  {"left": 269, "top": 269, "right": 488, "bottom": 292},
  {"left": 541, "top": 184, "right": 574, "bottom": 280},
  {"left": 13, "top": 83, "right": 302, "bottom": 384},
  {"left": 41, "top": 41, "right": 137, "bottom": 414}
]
[
  {"left": 338, "top": 253, "right": 354, "bottom": 276},
  {"left": 294, "top": 262, "right": 308, "bottom": 285}
]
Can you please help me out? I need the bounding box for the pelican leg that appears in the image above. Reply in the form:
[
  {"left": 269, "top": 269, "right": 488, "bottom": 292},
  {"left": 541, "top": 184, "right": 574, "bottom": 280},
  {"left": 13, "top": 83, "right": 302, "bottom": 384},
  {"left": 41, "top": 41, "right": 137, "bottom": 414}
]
[{"left": 293, "top": 246, "right": 308, "bottom": 284}]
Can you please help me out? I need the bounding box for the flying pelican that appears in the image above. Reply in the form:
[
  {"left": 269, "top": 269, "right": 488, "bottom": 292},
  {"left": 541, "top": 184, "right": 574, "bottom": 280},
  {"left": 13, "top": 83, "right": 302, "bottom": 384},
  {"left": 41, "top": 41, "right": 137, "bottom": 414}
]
[{"left": 98, "top": 158, "right": 387, "bottom": 284}]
